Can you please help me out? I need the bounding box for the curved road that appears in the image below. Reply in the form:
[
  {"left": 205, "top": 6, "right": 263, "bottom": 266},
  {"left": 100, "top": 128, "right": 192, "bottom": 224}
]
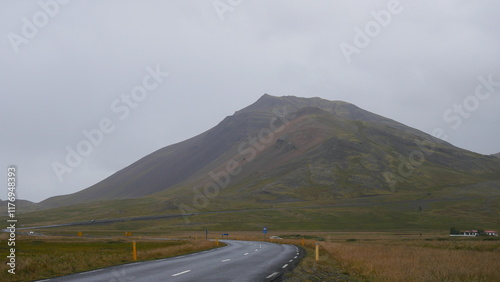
[{"left": 42, "top": 240, "right": 303, "bottom": 282}]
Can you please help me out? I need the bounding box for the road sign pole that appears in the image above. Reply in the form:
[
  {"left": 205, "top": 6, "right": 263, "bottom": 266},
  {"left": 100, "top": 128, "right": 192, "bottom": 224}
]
[{"left": 132, "top": 241, "right": 137, "bottom": 261}]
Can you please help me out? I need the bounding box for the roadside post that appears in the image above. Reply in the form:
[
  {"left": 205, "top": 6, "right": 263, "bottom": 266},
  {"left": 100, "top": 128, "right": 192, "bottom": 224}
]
[
  {"left": 132, "top": 241, "right": 137, "bottom": 261},
  {"left": 263, "top": 227, "right": 267, "bottom": 240},
  {"left": 315, "top": 242, "right": 319, "bottom": 261}
]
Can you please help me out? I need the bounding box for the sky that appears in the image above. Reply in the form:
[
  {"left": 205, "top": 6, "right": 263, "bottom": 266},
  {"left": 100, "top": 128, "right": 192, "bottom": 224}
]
[{"left": 1, "top": 0, "right": 499, "bottom": 203}]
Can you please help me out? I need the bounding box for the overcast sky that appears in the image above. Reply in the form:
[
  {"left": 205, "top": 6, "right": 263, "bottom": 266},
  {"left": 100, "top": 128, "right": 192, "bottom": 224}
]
[{"left": 1, "top": 0, "right": 499, "bottom": 202}]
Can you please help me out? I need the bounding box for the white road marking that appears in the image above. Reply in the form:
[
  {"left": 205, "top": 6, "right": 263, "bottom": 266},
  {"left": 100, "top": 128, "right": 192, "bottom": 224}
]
[
  {"left": 266, "top": 272, "right": 279, "bottom": 279},
  {"left": 221, "top": 259, "right": 231, "bottom": 262},
  {"left": 255, "top": 249, "right": 259, "bottom": 252},
  {"left": 282, "top": 264, "right": 288, "bottom": 268},
  {"left": 289, "top": 259, "right": 293, "bottom": 262},
  {"left": 294, "top": 256, "right": 298, "bottom": 259},
  {"left": 172, "top": 270, "right": 191, "bottom": 276},
  {"left": 244, "top": 253, "right": 249, "bottom": 255},
  {"left": 80, "top": 269, "right": 102, "bottom": 275}
]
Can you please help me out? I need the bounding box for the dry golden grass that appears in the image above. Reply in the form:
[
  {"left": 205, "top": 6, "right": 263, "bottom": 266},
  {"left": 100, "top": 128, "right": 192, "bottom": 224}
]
[
  {"left": 137, "top": 239, "right": 219, "bottom": 259},
  {"left": 320, "top": 239, "right": 500, "bottom": 281},
  {"left": 0, "top": 235, "right": 222, "bottom": 282}
]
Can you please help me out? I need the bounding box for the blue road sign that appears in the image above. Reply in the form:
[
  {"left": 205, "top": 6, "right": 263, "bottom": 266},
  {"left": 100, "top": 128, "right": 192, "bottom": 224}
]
[{"left": 263, "top": 227, "right": 267, "bottom": 234}]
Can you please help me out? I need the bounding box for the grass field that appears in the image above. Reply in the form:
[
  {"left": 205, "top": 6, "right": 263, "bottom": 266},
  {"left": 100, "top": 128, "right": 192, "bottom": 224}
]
[
  {"left": 281, "top": 232, "right": 500, "bottom": 281},
  {"left": 1, "top": 231, "right": 499, "bottom": 281},
  {"left": 0, "top": 234, "right": 223, "bottom": 282},
  {"left": 12, "top": 184, "right": 500, "bottom": 233},
  {"left": 322, "top": 240, "right": 500, "bottom": 281}
]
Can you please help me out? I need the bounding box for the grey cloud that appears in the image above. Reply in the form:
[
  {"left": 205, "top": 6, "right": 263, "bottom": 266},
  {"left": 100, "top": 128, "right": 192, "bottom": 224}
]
[{"left": 1, "top": 0, "right": 499, "bottom": 202}]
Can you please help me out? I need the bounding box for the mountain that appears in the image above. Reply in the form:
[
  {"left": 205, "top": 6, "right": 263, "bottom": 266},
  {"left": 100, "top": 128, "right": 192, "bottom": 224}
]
[
  {"left": 0, "top": 199, "right": 44, "bottom": 215},
  {"left": 492, "top": 153, "right": 500, "bottom": 158},
  {"left": 40, "top": 94, "right": 500, "bottom": 210}
]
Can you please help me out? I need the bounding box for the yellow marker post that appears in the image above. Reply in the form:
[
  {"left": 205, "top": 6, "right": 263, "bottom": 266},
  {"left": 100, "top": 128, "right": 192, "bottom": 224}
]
[
  {"left": 132, "top": 241, "right": 137, "bottom": 261},
  {"left": 301, "top": 238, "right": 305, "bottom": 246},
  {"left": 315, "top": 242, "right": 319, "bottom": 261},
  {"left": 77, "top": 232, "right": 83, "bottom": 237}
]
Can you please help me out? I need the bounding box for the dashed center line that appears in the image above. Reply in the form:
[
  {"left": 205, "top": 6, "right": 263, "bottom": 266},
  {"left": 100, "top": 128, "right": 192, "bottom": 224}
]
[
  {"left": 172, "top": 270, "right": 191, "bottom": 277},
  {"left": 244, "top": 253, "right": 249, "bottom": 256},
  {"left": 221, "top": 259, "right": 231, "bottom": 262},
  {"left": 266, "top": 272, "right": 279, "bottom": 279},
  {"left": 282, "top": 264, "right": 288, "bottom": 269}
]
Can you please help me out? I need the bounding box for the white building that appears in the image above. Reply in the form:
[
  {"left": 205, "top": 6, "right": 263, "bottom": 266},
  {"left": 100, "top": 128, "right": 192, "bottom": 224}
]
[
  {"left": 463, "top": 230, "right": 479, "bottom": 236},
  {"left": 485, "top": 230, "right": 498, "bottom": 236}
]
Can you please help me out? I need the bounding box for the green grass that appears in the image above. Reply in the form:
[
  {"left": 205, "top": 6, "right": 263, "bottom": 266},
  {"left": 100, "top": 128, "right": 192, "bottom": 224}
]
[{"left": 12, "top": 190, "right": 499, "bottom": 236}]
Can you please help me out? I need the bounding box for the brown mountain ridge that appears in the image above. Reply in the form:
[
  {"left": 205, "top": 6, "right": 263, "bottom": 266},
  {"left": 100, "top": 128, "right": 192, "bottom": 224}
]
[{"left": 40, "top": 94, "right": 500, "bottom": 210}]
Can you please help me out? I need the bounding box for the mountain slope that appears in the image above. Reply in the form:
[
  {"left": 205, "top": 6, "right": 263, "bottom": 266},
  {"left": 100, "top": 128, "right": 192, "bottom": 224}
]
[
  {"left": 40, "top": 94, "right": 500, "bottom": 209},
  {"left": 0, "top": 199, "right": 44, "bottom": 215}
]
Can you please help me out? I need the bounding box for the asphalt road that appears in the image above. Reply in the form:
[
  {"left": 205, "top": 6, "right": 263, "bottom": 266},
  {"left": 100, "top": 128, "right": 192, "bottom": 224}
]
[{"left": 42, "top": 240, "right": 302, "bottom": 282}]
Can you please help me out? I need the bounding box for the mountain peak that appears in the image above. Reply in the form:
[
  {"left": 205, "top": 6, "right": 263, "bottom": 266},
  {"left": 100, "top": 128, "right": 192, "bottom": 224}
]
[
  {"left": 258, "top": 93, "right": 276, "bottom": 100},
  {"left": 236, "top": 94, "right": 345, "bottom": 116},
  {"left": 236, "top": 94, "right": 397, "bottom": 128}
]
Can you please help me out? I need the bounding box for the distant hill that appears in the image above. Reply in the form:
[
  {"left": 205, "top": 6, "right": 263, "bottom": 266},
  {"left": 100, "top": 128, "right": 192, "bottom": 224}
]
[
  {"left": 40, "top": 94, "right": 500, "bottom": 210},
  {"left": 0, "top": 199, "right": 44, "bottom": 215},
  {"left": 492, "top": 153, "right": 500, "bottom": 158}
]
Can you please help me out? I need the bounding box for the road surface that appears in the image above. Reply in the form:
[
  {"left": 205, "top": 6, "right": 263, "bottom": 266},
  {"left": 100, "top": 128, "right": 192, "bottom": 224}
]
[{"left": 42, "top": 240, "right": 303, "bottom": 282}]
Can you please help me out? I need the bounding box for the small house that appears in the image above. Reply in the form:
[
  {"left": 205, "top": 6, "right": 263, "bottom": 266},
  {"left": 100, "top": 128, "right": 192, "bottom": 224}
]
[
  {"left": 463, "top": 230, "right": 479, "bottom": 236},
  {"left": 485, "top": 230, "right": 498, "bottom": 236}
]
